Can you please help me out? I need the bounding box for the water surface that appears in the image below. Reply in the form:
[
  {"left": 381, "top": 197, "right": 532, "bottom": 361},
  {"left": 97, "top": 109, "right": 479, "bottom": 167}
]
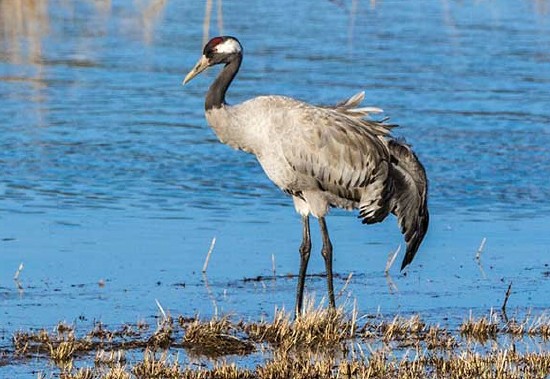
[{"left": 1, "top": 0, "right": 549, "bottom": 375}]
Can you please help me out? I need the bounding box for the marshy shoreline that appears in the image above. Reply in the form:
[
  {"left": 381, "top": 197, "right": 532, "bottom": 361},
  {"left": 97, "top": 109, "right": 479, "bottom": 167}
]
[{"left": 3, "top": 301, "right": 549, "bottom": 379}]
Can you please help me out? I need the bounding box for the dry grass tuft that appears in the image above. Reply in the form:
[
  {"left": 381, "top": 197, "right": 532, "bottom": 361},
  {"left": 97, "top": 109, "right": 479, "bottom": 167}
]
[
  {"left": 336, "top": 350, "right": 429, "bottom": 379},
  {"left": 359, "top": 314, "right": 457, "bottom": 350},
  {"left": 538, "top": 322, "right": 550, "bottom": 339},
  {"left": 95, "top": 349, "right": 126, "bottom": 366},
  {"left": 49, "top": 340, "right": 77, "bottom": 369},
  {"left": 245, "top": 300, "right": 353, "bottom": 351},
  {"left": 504, "top": 314, "right": 550, "bottom": 339},
  {"left": 60, "top": 367, "right": 94, "bottom": 379},
  {"left": 460, "top": 311, "right": 499, "bottom": 342},
  {"left": 333, "top": 348, "right": 550, "bottom": 379},
  {"left": 425, "top": 324, "right": 457, "bottom": 350},
  {"left": 183, "top": 315, "right": 253, "bottom": 357},
  {"left": 180, "top": 363, "right": 254, "bottom": 379},
  {"left": 256, "top": 350, "right": 335, "bottom": 379},
  {"left": 379, "top": 315, "right": 426, "bottom": 343},
  {"left": 13, "top": 328, "right": 50, "bottom": 355},
  {"left": 8, "top": 306, "right": 550, "bottom": 379},
  {"left": 435, "top": 349, "right": 550, "bottom": 379},
  {"left": 88, "top": 321, "right": 146, "bottom": 341},
  {"left": 147, "top": 318, "right": 174, "bottom": 350},
  {"left": 102, "top": 365, "right": 132, "bottom": 379},
  {"left": 132, "top": 350, "right": 180, "bottom": 379},
  {"left": 13, "top": 322, "right": 92, "bottom": 370},
  {"left": 60, "top": 365, "right": 132, "bottom": 379}
]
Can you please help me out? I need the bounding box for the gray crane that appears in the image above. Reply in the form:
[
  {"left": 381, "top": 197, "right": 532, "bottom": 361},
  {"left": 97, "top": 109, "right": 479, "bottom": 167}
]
[{"left": 183, "top": 36, "right": 429, "bottom": 315}]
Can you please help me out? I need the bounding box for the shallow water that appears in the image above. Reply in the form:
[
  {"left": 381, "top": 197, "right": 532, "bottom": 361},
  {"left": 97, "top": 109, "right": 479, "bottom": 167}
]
[{"left": 1, "top": 0, "right": 549, "bottom": 375}]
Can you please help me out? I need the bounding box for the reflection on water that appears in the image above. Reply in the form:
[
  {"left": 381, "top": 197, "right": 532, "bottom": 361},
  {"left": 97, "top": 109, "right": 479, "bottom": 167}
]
[
  {"left": 0, "top": 0, "right": 169, "bottom": 61},
  {"left": 1, "top": 0, "right": 548, "bottom": 216},
  {"left": 140, "top": 0, "right": 168, "bottom": 44},
  {"left": 0, "top": 0, "right": 170, "bottom": 129},
  {"left": 0, "top": 0, "right": 49, "bottom": 64},
  {"left": 0, "top": 0, "right": 49, "bottom": 114},
  {"left": 202, "top": 0, "right": 224, "bottom": 47},
  {"left": 1, "top": 2, "right": 550, "bottom": 375}
]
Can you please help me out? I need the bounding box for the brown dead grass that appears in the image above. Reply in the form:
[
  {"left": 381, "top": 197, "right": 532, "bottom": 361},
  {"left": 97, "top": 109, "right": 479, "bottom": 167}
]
[
  {"left": 132, "top": 350, "right": 181, "bottom": 379},
  {"left": 244, "top": 300, "right": 352, "bottom": 351},
  {"left": 182, "top": 315, "right": 254, "bottom": 357},
  {"left": 460, "top": 311, "right": 500, "bottom": 342},
  {"left": 8, "top": 307, "right": 550, "bottom": 379}
]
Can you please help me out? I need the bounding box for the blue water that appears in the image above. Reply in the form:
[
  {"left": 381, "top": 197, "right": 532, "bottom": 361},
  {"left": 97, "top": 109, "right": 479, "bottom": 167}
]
[{"left": 1, "top": 0, "right": 549, "bottom": 375}]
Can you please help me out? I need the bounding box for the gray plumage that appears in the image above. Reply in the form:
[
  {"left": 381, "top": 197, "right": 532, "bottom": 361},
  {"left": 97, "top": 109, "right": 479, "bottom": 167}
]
[{"left": 184, "top": 36, "right": 429, "bottom": 314}]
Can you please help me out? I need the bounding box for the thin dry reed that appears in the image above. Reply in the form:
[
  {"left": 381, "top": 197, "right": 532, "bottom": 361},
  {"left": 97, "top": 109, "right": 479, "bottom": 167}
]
[{"left": 9, "top": 307, "right": 550, "bottom": 379}]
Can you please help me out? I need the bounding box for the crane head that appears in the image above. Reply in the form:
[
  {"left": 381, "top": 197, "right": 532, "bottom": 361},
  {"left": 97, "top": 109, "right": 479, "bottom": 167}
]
[{"left": 183, "top": 36, "right": 242, "bottom": 85}]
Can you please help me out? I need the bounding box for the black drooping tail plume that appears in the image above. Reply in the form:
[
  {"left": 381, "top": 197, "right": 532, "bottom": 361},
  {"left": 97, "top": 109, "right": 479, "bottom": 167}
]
[{"left": 387, "top": 139, "right": 429, "bottom": 270}]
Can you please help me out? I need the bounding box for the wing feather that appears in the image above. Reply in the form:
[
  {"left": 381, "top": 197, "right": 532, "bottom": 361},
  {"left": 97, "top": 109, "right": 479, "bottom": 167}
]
[
  {"left": 388, "top": 139, "right": 429, "bottom": 270},
  {"left": 281, "top": 102, "right": 393, "bottom": 222},
  {"left": 329, "top": 91, "right": 386, "bottom": 118}
]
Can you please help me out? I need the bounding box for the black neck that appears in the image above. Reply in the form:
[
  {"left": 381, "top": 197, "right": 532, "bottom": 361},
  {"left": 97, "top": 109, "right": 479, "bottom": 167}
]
[{"left": 205, "top": 54, "right": 242, "bottom": 110}]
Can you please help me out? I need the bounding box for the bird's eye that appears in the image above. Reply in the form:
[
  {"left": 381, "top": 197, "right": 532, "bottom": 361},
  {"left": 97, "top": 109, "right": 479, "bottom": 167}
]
[{"left": 205, "top": 49, "right": 219, "bottom": 60}]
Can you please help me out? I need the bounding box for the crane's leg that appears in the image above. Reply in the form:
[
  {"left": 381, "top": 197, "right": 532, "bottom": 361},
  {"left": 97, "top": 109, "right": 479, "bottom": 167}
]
[
  {"left": 295, "top": 215, "right": 311, "bottom": 316},
  {"left": 319, "top": 217, "right": 336, "bottom": 309}
]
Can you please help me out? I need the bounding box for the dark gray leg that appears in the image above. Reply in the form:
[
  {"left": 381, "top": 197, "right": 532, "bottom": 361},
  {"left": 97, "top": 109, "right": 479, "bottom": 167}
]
[
  {"left": 319, "top": 217, "right": 336, "bottom": 308},
  {"left": 295, "top": 215, "right": 311, "bottom": 316}
]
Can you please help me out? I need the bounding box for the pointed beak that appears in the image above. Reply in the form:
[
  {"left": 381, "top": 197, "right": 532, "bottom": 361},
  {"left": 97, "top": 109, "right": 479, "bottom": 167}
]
[{"left": 183, "top": 55, "right": 210, "bottom": 85}]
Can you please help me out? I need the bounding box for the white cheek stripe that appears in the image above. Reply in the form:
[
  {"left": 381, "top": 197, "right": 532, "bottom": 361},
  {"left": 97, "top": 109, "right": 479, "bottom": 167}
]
[{"left": 215, "top": 39, "right": 241, "bottom": 54}]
